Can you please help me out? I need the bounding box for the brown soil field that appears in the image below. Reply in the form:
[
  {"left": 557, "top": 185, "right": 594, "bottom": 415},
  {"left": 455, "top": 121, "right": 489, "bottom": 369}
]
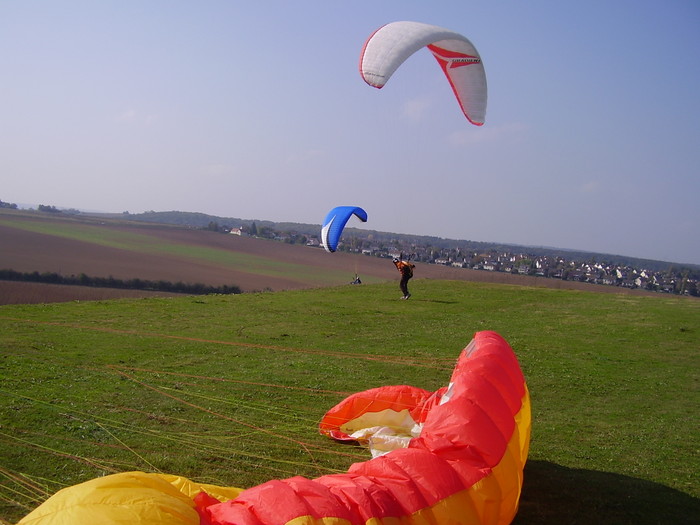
[{"left": 0, "top": 209, "right": 655, "bottom": 304}]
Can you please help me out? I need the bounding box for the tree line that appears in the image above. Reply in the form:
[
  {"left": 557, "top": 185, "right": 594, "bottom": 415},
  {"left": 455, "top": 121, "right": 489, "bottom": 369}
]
[{"left": 0, "top": 269, "right": 241, "bottom": 295}]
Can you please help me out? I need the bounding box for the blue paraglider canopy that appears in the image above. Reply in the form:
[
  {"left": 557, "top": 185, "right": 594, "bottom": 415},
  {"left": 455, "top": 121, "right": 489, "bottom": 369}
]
[{"left": 320, "top": 206, "right": 368, "bottom": 253}]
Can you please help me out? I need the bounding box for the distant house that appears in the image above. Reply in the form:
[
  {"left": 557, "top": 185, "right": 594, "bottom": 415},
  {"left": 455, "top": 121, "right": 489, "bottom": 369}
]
[{"left": 229, "top": 228, "right": 243, "bottom": 236}]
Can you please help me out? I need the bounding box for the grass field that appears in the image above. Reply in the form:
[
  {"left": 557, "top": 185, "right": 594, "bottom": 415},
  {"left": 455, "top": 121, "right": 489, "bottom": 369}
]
[{"left": 1, "top": 280, "right": 698, "bottom": 523}]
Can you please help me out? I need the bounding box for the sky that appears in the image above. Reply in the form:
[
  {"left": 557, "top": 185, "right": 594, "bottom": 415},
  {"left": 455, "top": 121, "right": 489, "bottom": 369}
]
[{"left": 2, "top": 1, "right": 699, "bottom": 265}]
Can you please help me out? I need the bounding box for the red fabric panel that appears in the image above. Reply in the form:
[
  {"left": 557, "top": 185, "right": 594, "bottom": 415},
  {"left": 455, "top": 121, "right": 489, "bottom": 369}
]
[{"left": 348, "top": 448, "right": 465, "bottom": 514}]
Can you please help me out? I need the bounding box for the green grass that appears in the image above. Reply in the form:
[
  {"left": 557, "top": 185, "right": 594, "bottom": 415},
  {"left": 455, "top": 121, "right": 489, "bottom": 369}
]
[{"left": 1, "top": 280, "right": 699, "bottom": 523}]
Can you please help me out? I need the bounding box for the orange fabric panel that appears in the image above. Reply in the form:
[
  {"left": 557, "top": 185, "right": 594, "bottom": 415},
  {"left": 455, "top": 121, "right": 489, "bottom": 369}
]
[{"left": 319, "top": 385, "right": 432, "bottom": 441}]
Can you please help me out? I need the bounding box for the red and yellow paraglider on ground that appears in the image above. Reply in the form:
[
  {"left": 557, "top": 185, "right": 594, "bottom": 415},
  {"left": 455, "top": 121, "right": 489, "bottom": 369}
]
[{"left": 18, "top": 331, "right": 530, "bottom": 525}]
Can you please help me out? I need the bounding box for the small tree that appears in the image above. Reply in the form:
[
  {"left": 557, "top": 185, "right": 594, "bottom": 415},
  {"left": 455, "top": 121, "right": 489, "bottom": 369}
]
[{"left": 38, "top": 204, "right": 61, "bottom": 213}]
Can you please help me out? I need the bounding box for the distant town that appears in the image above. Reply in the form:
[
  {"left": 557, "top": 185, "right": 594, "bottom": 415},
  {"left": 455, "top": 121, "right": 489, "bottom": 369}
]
[
  {"left": 3, "top": 201, "right": 699, "bottom": 297},
  {"left": 226, "top": 219, "right": 700, "bottom": 298}
]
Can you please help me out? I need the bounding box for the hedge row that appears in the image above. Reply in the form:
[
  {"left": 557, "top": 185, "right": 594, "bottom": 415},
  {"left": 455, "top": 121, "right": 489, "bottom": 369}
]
[{"left": 0, "top": 269, "right": 241, "bottom": 295}]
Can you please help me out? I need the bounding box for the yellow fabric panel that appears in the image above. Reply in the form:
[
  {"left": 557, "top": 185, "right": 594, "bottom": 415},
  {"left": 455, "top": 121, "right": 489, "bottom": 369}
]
[
  {"left": 514, "top": 387, "right": 532, "bottom": 465},
  {"left": 488, "top": 446, "right": 522, "bottom": 524},
  {"left": 488, "top": 390, "right": 532, "bottom": 519},
  {"left": 463, "top": 474, "right": 502, "bottom": 525},
  {"left": 158, "top": 473, "right": 244, "bottom": 502},
  {"left": 17, "top": 471, "right": 200, "bottom": 525},
  {"left": 415, "top": 490, "right": 483, "bottom": 525}
]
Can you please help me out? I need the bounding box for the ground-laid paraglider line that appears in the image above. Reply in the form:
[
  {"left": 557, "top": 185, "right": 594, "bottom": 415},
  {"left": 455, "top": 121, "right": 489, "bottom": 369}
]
[
  {"left": 1, "top": 378, "right": 360, "bottom": 511},
  {"left": 107, "top": 366, "right": 364, "bottom": 468},
  {"left": 2, "top": 317, "right": 455, "bottom": 369},
  {"left": 17, "top": 330, "right": 530, "bottom": 525},
  {"left": 104, "top": 365, "right": 357, "bottom": 396}
]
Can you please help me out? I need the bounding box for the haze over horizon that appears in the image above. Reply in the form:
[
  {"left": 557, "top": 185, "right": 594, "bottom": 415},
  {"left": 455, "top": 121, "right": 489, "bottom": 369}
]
[{"left": 2, "top": 1, "right": 699, "bottom": 265}]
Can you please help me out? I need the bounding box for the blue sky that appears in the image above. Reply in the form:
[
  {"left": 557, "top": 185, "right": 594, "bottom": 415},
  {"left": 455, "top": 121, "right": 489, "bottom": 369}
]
[{"left": 2, "top": 1, "right": 699, "bottom": 265}]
